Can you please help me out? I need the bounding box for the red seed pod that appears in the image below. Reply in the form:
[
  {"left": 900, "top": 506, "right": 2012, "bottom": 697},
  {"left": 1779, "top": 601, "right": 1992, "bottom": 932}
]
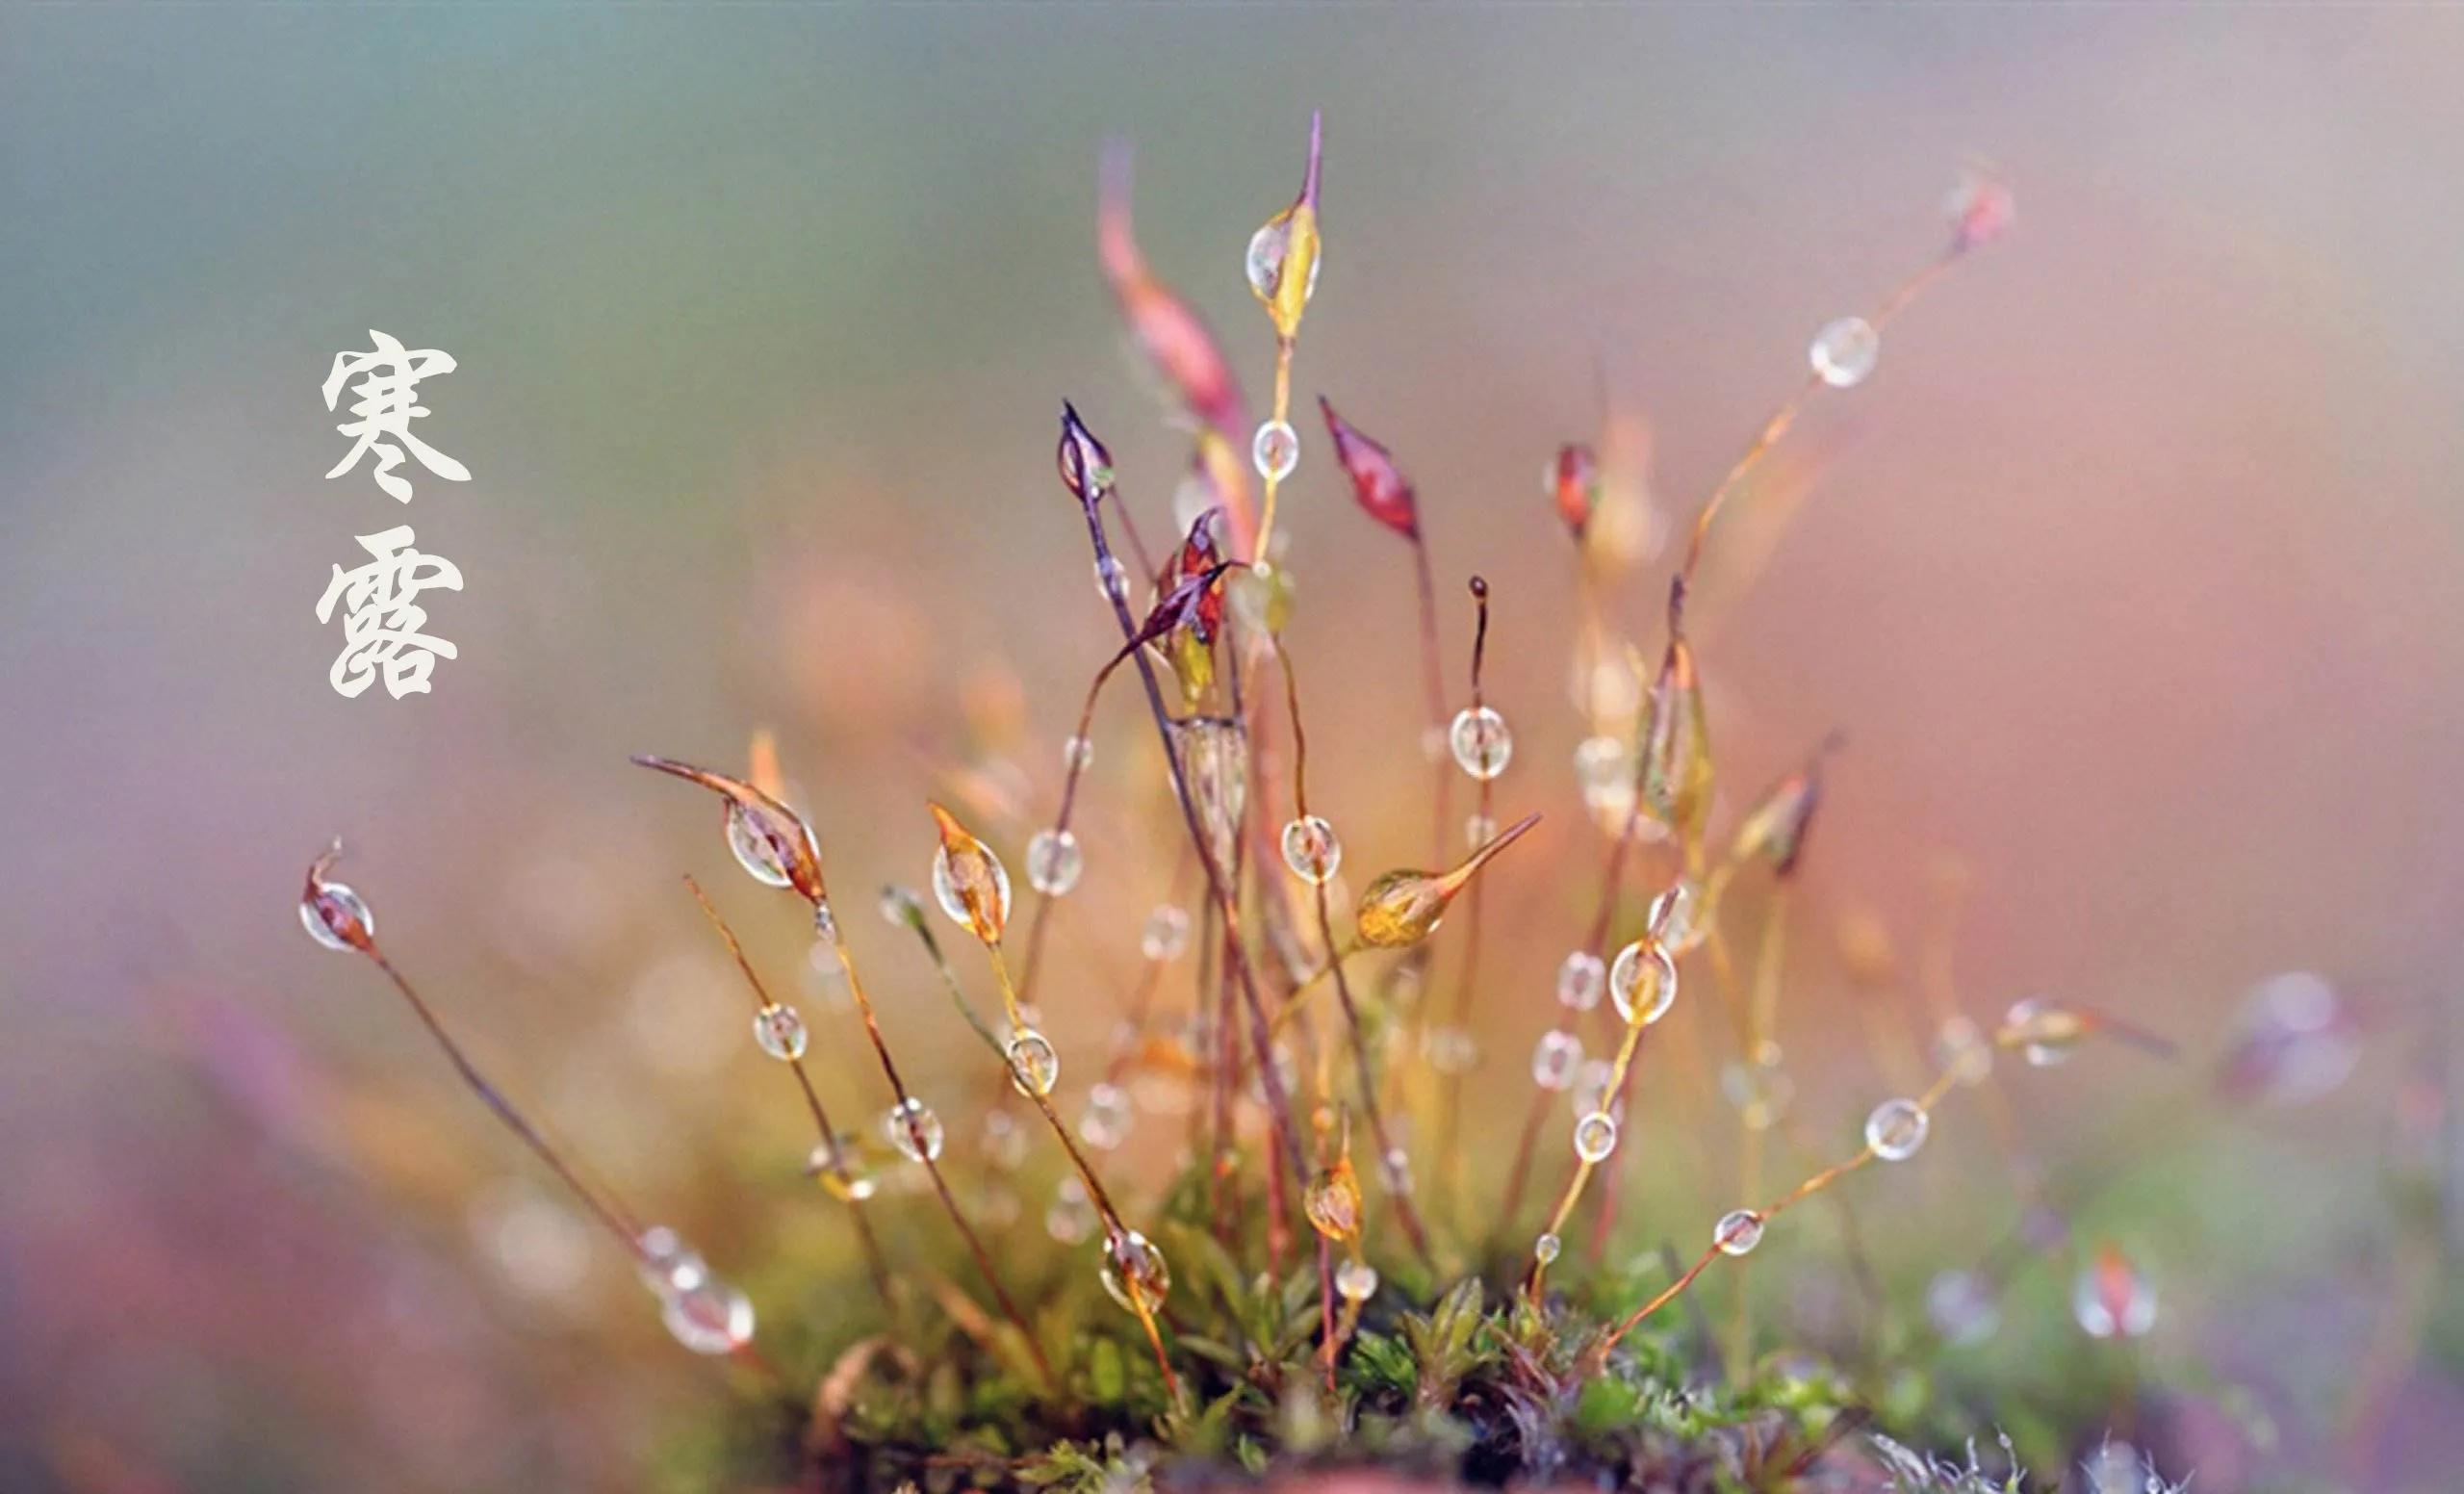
[
  {"left": 1099, "top": 142, "right": 1247, "bottom": 439},
  {"left": 1550, "top": 443, "right": 1600, "bottom": 539},
  {"left": 1318, "top": 397, "right": 1419, "bottom": 540}
]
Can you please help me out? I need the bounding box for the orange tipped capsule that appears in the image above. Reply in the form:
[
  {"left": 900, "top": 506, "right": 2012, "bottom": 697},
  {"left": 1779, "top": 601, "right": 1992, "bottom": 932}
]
[
  {"left": 1353, "top": 811, "right": 1540, "bottom": 948},
  {"left": 926, "top": 801, "right": 1011, "bottom": 947},
  {"left": 2074, "top": 1242, "right": 2156, "bottom": 1339},
  {"left": 633, "top": 755, "right": 828, "bottom": 906},
  {"left": 1303, "top": 1150, "right": 1364, "bottom": 1245}
]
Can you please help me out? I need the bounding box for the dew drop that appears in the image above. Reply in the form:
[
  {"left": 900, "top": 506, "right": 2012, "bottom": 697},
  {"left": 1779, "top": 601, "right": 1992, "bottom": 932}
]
[
  {"left": 1721, "top": 1055, "right": 1795, "bottom": 1131},
  {"left": 2004, "top": 995, "right": 2081, "bottom": 1067},
  {"left": 1572, "top": 1109, "right": 1620, "bottom": 1163},
  {"left": 1574, "top": 734, "right": 1632, "bottom": 816},
  {"left": 1092, "top": 554, "right": 1128, "bottom": 605},
  {"left": 727, "top": 801, "right": 797, "bottom": 889},
  {"left": 980, "top": 1108, "right": 1029, "bottom": 1171},
  {"left": 1533, "top": 1231, "right": 1562, "bottom": 1265},
  {"left": 806, "top": 1134, "right": 880, "bottom": 1201},
  {"left": 1863, "top": 1097, "right": 1930, "bottom": 1161},
  {"left": 1530, "top": 1030, "right": 1583, "bottom": 1091},
  {"left": 1077, "top": 1082, "right": 1134, "bottom": 1151},
  {"left": 1555, "top": 951, "right": 1606, "bottom": 1013},
  {"left": 1252, "top": 419, "right": 1300, "bottom": 482},
  {"left": 1609, "top": 938, "right": 1679, "bottom": 1026},
  {"left": 637, "top": 1226, "right": 756, "bottom": 1355},
  {"left": 1062, "top": 734, "right": 1094, "bottom": 773},
  {"left": 1024, "top": 828, "right": 1084, "bottom": 896},
  {"left": 931, "top": 838, "right": 1012, "bottom": 937},
  {"left": 882, "top": 1096, "right": 944, "bottom": 1163},
  {"left": 1809, "top": 316, "right": 1880, "bottom": 388},
  {"left": 1381, "top": 1146, "right": 1415, "bottom": 1197},
  {"left": 1424, "top": 1024, "right": 1477, "bottom": 1075},
  {"left": 1449, "top": 706, "right": 1514, "bottom": 781},
  {"left": 1140, "top": 904, "right": 1191, "bottom": 963},
  {"left": 1280, "top": 815, "right": 1342, "bottom": 885},
  {"left": 1934, "top": 1016, "right": 1994, "bottom": 1086},
  {"left": 1924, "top": 1269, "right": 1999, "bottom": 1346},
  {"left": 1005, "top": 1028, "right": 1061, "bottom": 1097},
  {"left": 1100, "top": 1228, "right": 1172, "bottom": 1314},
  {"left": 752, "top": 1003, "right": 808, "bottom": 1062},
  {"left": 1714, "top": 1208, "right": 1765, "bottom": 1256},
  {"left": 1335, "top": 1257, "right": 1379, "bottom": 1302},
  {"left": 1646, "top": 879, "right": 1705, "bottom": 956},
  {"left": 300, "top": 879, "right": 372, "bottom": 952},
  {"left": 1046, "top": 1176, "right": 1096, "bottom": 1244}
]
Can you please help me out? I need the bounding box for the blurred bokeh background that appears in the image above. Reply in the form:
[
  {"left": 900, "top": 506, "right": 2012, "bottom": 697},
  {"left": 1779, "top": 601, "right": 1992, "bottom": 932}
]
[{"left": 6, "top": 7, "right": 2463, "bottom": 1492}]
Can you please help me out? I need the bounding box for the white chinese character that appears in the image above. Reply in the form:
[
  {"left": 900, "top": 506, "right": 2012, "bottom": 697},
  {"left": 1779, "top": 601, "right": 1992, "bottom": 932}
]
[
  {"left": 322, "top": 329, "right": 471, "bottom": 502},
  {"left": 316, "top": 526, "right": 463, "bottom": 699}
]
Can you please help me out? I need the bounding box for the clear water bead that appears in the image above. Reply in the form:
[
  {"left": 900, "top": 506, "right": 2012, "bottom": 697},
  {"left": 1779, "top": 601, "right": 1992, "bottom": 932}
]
[
  {"left": 1556, "top": 951, "right": 1606, "bottom": 1012},
  {"left": 1572, "top": 1109, "right": 1620, "bottom": 1163},
  {"left": 1078, "top": 1082, "right": 1134, "bottom": 1150},
  {"left": 1424, "top": 1024, "right": 1477, "bottom": 1074},
  {"left": 882, "top": 1096, "right": 944, "bottom": 1162},
  {"left": 1924, "top": 1269, "right": 1999, "bottom": 1346},
  {"left": 1609, "top": 939, "right": 1679, "bottom": 1026},
  {"left": 1280, "top": 815, "right": 1342, "bottom": 884},
  {"left": 1024, "top": 828, "right": 1083, "bottom": 896},
  {"left": 726, "top": 801, "right": 796, "bottom": 889},
  {"left": 980, "top": 1108, "right": 1029, "bottom": 1171},
  {"left": 299, "top": 881, "right": 372, "bottom": 952},
  {"left": 1935, "top": 1016, "right": 1994, "bottom": 1086},
  {"left": 931, "top": 837, "right": 1012, "bottom": 933},
  {"left": 1533, "top": 1231, "right": 1562, "bottom": 1265},
  {"left": 1245, "top": 219, "right": 1322, "bottom": 303},
  {"left": 1335, "top": 1257, "right": 1379, "bottom": 1302},
  {"left": 660, "top": 1274, "right": 755, "bottom": 1355},
  {"left": 1722, "top": 1056, "right": 1795, "bottom": 1131},
  {"left": 637, "top": 1227, "right": 755, "bottom": 1355},
  {"left": 1809, "top": 316, "right": 1880, "bottom": 388},
  {"left": 2075, "top": 1249, "right": 2157, "bottom": 1338},
  {"left": 1252, "top": 419, "right": 1300, "bottom": 482},
  {"left": 1575, "top": 734, "right": 1632, "bottom": 815},
  {"left": 2004, "top": 995, "right": 2077, "bottom": 1067},
  {"left": 1062, "top": 734, "right": 1093, "bottom": 773},
  {"left": 1571, "top": 1058, "right": 1619, "bottom": 1118},
  {"left": 1714, "top": 1209, "right": 1766, "bottom": 1256},
  {"left": 1046, "top": 1176, "right": 1095, "bottom": 1245},
  {"left": 1092, "top": 554, "right": 1127, "bottom": 605},
  {"left": 806, "top": 1134, "right": 879, "bottom": 1201},
  {"left": 1449, "top": 706, "right": 1514, "bottom": 781},
  {"left": 1382, "top": 1146, "right": 1415, "bottom": 1196},
  {"left": 1864, "top": 1097, "right": 1930, "bottom": 1160},
  {"left": 1140, "top": 904, "right": 1191, "bottom": 962},
  {"left": 1005, "top": 1028, "right": 1061, "bottom": 1096},
  {"left": 752, "top": 1003, "right": 808, "bottom": 1062},
  {"left": 1100, "top": 1228, "right": 1172, "bottom": 1314},
  {"left": 1646, "top": 878, "right": 1704, "bottom": 955},
  {"left": 1530, "top": 1030, "right": 1583, "bottom": 1091}
]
